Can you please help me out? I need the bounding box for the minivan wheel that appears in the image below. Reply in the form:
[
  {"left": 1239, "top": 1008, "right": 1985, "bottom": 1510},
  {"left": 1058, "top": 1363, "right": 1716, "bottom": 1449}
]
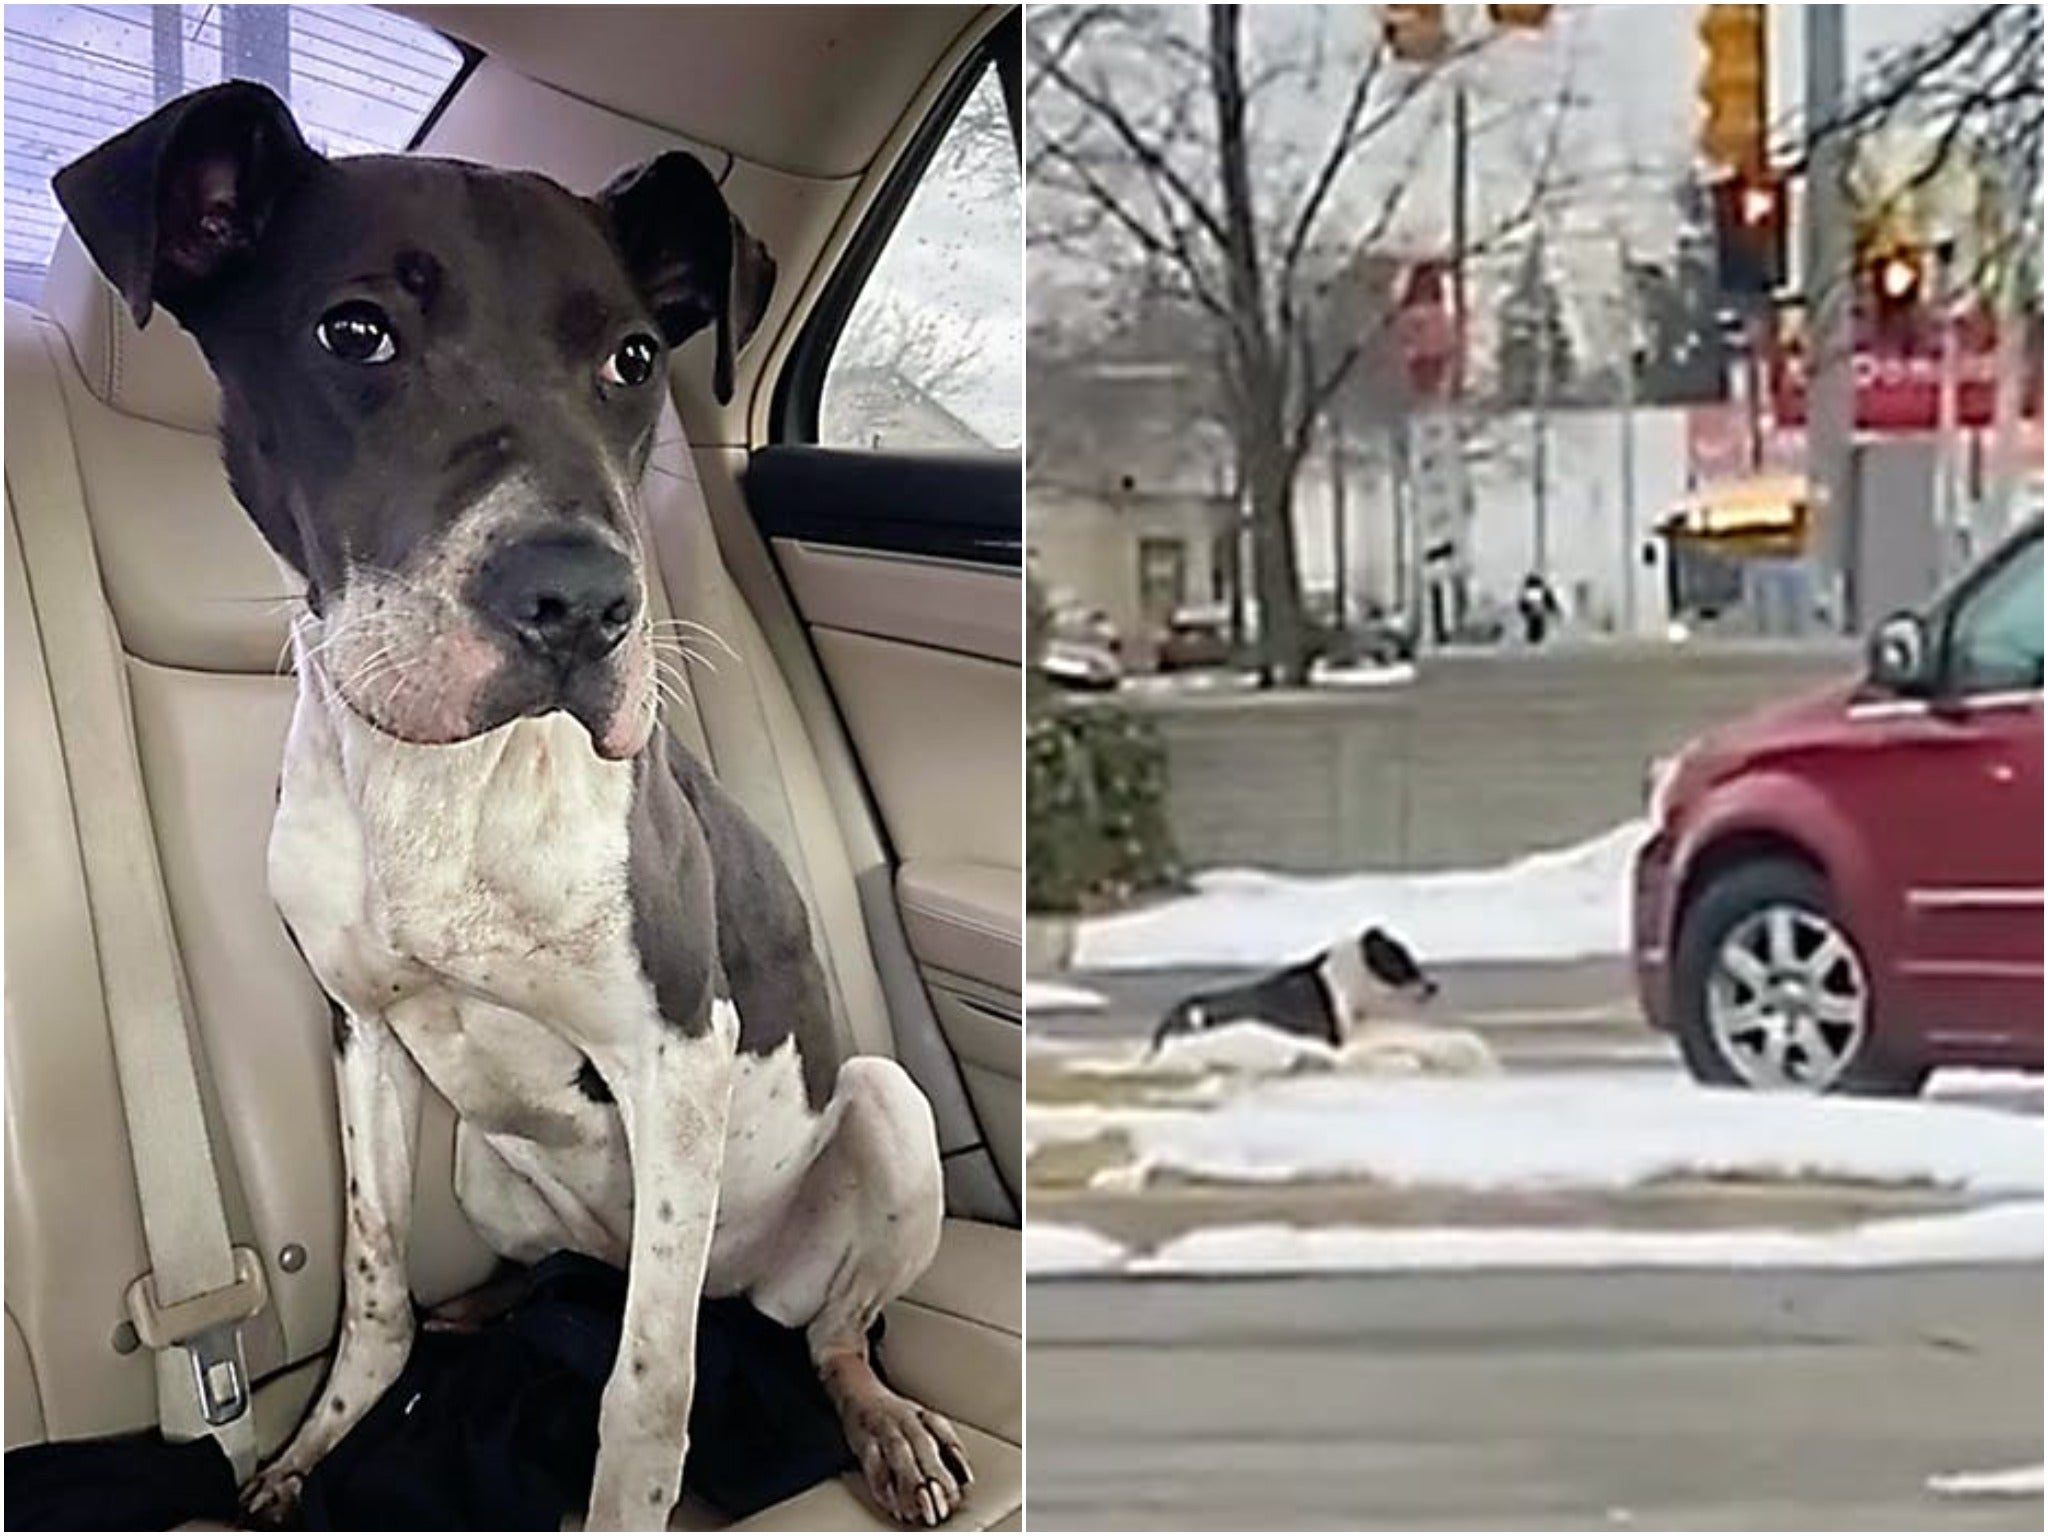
[{"left": 1672, "top": 859, "right": 1927, "bottom": 1096}]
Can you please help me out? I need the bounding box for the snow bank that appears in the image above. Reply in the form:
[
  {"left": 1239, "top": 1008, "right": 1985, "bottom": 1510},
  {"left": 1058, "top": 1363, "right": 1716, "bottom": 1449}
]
[
  {"left": 1027, "top": 1223, "right": 1128, "bottom": 1275},
  {"left": 1926, "top": 1464, "right": 2045, "bottom": 1499},
  {"left": 1036, "top": 1074, "right": 2043, "bottom": 1198},
  {"left": 1074, "top": 822, "right": 1646, "bottom": 970},
  {"left": 1025, "top": 978, "right": 1110, "bottom": 1013},
  {"left": 1309, "top": 660, "right": 1417, "bottom": 688},
  {"left": 1054, "top": 1020, "right": 1499, "bottom": 1083},
  {"left": 1130, "top": 1201, "right": 2045, "bottom": 1276},
  {"left": 1152, "top": 1021, "right": 1338, "bottom": 1075}
]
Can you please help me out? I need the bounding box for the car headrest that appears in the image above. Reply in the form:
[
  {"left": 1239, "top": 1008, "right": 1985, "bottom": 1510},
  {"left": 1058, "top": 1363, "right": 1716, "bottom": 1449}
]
[{"left": 43, "top": 227, "right": 221, "bottom": 436}]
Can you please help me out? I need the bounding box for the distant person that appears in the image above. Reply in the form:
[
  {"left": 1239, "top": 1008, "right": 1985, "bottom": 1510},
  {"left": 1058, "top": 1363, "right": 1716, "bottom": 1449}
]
[{"left": 1517, "top": 571, "right": 1559, "bottom": 646}]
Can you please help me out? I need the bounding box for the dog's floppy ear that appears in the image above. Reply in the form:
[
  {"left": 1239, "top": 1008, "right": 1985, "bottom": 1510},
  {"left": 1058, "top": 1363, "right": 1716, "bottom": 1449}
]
[
  {"left": 53, "top": 80, "right": 318, "bottom": 329},
  {"left": 598, "top": 151, "right": 776, "bottom": 405},
  {"left": 1362, "top": 927, "right": 1428, "bottom": 989}
]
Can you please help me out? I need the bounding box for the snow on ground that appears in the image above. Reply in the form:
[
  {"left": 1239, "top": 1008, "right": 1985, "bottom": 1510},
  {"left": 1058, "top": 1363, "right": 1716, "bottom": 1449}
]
[
  {"left": 1152, "top": 1021, "right": 1338, "bottom": 1075},
  {"left": 1025, "top": 978, "right": 1109, "bottom": 1013},
  {"left": 1028, "top": 1073, "right": 2043, "bottom": 1198},
  {"left": 1027, "top": 1223, "right": 1127, "bottom": 1275},
  {"left": 1926, "top": 1464, "right": 2046, "bottom": 1499},
  {"left": 1119, "top": 669, "right": 1263, "bottom": 697},
  {"left": 1048, "top": 1020, "right": 1500, "bottom": 1084},
  {"left": 1308, "top": 659, "right": 1418, "bottom": 688},
  {"left": 1027, "top": 1203, "right": 2044, "bottom": 1278},
  {"left": 1074, "top": 822, "right": 1645, "bottom": 970},
  {"left": 1928, "top": 1068, "right": 2045, "bottom": 1115},
  {"left": 1127, "top": 1201, "right": 2045, "bottom": 1276}
]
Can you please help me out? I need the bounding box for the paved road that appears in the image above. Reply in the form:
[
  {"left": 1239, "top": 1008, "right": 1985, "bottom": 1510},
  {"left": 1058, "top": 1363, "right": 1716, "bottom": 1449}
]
[{"left": 1027, "top": 1265, "right": 2045, "bottom": 1530}]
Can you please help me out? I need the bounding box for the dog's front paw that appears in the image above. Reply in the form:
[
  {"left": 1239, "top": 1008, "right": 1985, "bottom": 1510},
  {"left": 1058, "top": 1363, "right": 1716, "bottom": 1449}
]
[
  {"left": 850, "top": 1393, "right": 973, "bottom": 1528},
  {"left": 240, "top": 1459, "right": 310, "bottom": 1527}
]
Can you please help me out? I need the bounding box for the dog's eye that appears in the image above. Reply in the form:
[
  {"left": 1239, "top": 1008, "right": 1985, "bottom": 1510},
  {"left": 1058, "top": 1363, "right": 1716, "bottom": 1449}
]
[
  {"left": 601, "top": 333, "right": 661, "bottom": 389},
  {"left": 315, "top": 302, "right": 397, "bottom": 365}
]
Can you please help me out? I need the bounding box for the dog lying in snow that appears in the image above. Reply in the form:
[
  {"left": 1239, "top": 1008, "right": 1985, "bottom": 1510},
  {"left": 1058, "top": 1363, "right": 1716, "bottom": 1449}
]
[{"left": 1150, "top": 926, "right": 1496, "bottom": 1077}]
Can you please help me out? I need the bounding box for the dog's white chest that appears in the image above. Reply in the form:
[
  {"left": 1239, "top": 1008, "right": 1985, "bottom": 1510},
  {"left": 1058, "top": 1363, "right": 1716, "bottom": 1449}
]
[{"left": 271, "top": 674, "right": 645, "bottom": 1033}]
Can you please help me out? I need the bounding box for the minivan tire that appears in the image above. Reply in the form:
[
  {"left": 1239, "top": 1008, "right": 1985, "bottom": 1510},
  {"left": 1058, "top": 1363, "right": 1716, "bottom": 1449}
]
[{"left": 1672, "top": 858, "right": 1929, "bottom": 1096}]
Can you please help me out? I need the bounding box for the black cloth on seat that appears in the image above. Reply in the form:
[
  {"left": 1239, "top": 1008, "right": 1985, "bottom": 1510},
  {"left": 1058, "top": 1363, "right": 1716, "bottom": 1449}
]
[
  {"left": 4, "top": 1431, "right": 239, "bottom": 1530},
  {"left": 299, "top": 1252, "right": 860, "bottom": 1529},
  {"left": 6, "top": 1252, "right": 863, "bottom": 1531}
]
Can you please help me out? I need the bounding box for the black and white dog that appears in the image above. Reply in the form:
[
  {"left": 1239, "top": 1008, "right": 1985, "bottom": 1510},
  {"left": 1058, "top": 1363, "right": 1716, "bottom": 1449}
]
[
  {"left": 1152, "top": 927, "right": 1439, "bottom": 1053},
  {"left": 58, "top": 83, "right": 968, "bottom": 1529}
]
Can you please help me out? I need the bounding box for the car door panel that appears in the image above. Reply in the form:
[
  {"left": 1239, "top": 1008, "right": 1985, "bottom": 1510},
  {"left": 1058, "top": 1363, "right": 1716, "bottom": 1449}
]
[
  {"left": 742, "top": 444, "right": 1020, "bottom": 1201},
  {"left": 1894, "top": 698, "right": 2045, "bottom": 1046},
  {"left": 774, "top": 538, "right": 1022, "bottom": 663}
]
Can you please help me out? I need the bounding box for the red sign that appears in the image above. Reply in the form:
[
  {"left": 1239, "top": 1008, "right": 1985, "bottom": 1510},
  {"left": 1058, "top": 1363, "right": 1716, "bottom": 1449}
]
[
  {"left": 1767, "top": 309, "right": 2044, "bottom": 432},
  {"left": 1396, "top": 259, "right": 1457, "bottom": 403}
]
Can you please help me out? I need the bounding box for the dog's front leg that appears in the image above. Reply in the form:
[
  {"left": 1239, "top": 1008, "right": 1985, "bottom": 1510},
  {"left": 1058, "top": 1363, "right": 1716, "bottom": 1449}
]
[
  {"left": 583, "top": 1032, "right": 731, "bottom": 1531},
  {"left": 242, "top": 1006, "right": 423, "bottom": 1523}
]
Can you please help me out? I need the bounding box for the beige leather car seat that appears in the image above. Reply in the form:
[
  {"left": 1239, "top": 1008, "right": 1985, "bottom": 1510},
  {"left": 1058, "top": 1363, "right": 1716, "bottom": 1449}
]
[{"left": 3, "top": 232, "right": 1020, "bottom": 1529}]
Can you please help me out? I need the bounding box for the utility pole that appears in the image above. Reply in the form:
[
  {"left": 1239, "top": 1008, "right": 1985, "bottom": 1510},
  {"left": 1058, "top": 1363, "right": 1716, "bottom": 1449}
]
[
  {"left": 1933, "top": 241, "right": 1963, "bottom": 576},
  {"left": 1530, "top": 226, "right": 1551, "bottom": 578},
  {"left": 1803, "top": 5, "right": 1856, "bottom": 632},
  {"left": 1617, "top": 232, "right": 1639, "bottom": 636},
  {"left": 151, "top": 7, "right": 184, "bottom": 104},
  {"left": 1449, "top": 79, "right": 1471, "bottom": 632},
  {"left": 1983, "top": 164, "right": 2026, "bottom": 548},
  {"left": 1329, "top": 419, "right": 1349, "bottom": 629}
]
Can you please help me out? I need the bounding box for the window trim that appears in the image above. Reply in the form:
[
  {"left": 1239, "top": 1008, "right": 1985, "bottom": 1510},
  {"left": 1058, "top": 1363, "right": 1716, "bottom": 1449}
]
[
  {"left": 1940, "top": 524, "right": 2043, "bottom": 699},
  {"left": 769, "top": 14, "right": 1015, "bottom": 447},
  {"left": 406, "top": 37, "right": 484, "bottom": 151}
]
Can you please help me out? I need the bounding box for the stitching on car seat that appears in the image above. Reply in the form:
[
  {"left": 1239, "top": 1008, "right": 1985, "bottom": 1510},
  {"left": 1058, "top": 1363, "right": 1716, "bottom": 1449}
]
[
  {"left": 3, "top": 1302, "right": 49, "bottom": 1439},
  {"left": 104, "top": 282, "right": 123, "bottom": 410},
  {"left": 894, "top": 1294, "right": 1020, "bottom": 1338}
]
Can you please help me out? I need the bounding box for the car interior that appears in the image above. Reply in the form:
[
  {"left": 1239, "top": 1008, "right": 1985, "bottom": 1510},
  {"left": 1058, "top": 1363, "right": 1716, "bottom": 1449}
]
[{"left": 4, "top": 5, "right": 1022, "bottom": 1528}]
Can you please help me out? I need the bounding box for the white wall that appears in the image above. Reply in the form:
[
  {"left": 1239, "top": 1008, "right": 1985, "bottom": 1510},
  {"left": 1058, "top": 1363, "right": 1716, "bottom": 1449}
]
[{"left": 1291, "top": 406, "right": 1690, "bottom": 637}]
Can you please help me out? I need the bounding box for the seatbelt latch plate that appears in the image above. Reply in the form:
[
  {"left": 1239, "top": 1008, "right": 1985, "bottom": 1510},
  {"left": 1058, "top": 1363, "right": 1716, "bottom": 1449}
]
[{"left": 125, "top": 1247, "right": 269, "bottom": 1425}]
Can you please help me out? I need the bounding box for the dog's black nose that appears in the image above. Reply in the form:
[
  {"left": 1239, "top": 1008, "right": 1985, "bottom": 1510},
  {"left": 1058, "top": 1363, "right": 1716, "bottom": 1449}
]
[{"left": 475, "top": 533, "right": 638, "bottom": 664}]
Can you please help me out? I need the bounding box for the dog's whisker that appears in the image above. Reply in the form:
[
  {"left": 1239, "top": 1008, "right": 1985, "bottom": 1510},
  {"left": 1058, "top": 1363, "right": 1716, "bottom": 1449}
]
[
  {"left": 647, "top": 617, "right": 741, "bottom": 662},
  {"left": 649, "top": 636, "right": 722, "bottom": 675}
]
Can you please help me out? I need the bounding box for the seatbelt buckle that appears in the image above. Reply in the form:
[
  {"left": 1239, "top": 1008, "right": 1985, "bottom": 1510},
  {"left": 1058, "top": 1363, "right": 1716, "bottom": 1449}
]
[{"left": 125, "top": 1246, "right": 269, "bottom": 1426}]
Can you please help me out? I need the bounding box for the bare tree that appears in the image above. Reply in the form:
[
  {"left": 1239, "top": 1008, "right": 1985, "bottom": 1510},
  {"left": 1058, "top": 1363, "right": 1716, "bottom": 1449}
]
[{"left": 1028, "top": 4, "right": 1575, "bottom": 683}]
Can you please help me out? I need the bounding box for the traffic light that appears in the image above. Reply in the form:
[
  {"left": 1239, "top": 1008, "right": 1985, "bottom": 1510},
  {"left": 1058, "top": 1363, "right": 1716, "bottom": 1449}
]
[
  {"left": 1697, "top": 4, "right": 1766, "bottom": 175},
  {"left": 1383, "top": 4, "right": 1449, "bottom": 62},
  {"left": 1866, "top": 246, "right": 1926, "bottom": 334},
  {"left": 1710, "top": 170, "right": 1787, "bottom": 298}
]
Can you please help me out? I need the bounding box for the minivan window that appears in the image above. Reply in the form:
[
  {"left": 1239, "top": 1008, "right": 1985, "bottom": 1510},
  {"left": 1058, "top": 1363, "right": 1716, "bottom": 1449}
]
[
  {"left": 1949, "top": 532, "right": 2044, "bottom": 696},
  {"left": 4, "top": 5, "right": 466, "bottom": 304}
]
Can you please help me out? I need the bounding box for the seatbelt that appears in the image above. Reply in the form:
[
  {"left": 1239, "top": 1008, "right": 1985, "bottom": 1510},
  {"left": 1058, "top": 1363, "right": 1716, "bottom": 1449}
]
[{"left": 5, "top": 312, "right": 266, "bottom": 1480}]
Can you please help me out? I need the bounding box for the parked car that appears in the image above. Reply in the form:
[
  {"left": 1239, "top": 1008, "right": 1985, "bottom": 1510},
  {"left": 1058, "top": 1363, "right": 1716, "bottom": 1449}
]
[
  {"left": 1634, "top": 516, "right": 2043, "bottom": 1093},
  {"left": 1155, "top": 610, "right": 1232, "bottom": 672},
  {"left": 1041, "top": 636, "right": 1124, "bottom": 691},
  {"left": 1048, "top": 600, "right": 1123, "bottom": 657}
]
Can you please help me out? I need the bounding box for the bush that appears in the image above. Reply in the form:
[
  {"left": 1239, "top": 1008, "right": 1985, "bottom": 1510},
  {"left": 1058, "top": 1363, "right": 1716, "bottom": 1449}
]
[{"left": 1027, "top": 705, "right": 1180, "bottom": 914}]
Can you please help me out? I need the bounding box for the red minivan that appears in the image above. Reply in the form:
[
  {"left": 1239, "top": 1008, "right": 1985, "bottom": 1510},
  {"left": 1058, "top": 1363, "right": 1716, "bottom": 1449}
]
[{"left": 1635, "top": 517, "right": 2043, "bottom": 1093}]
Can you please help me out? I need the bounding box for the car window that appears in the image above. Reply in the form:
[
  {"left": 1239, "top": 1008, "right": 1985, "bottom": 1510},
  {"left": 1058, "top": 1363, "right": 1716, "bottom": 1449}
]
[
  {"left": 1948, "top": 533, "right": 2044, "bottom": 696},
  {"left": 4, "top": 5, "right": 466, "bottom": 304},
  {"left": 818, "top": 66, "right": 1020, "bottom": 453}
]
